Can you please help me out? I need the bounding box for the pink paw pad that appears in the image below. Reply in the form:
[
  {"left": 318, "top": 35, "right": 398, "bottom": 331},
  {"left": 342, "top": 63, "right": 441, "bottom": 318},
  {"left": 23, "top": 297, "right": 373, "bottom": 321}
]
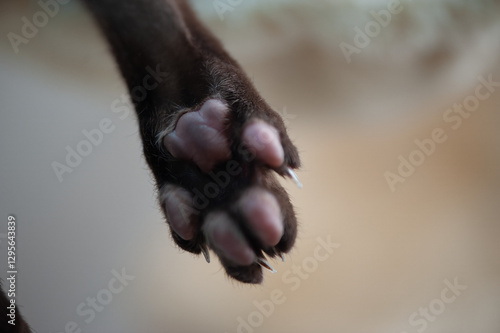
[
  {"left": 239, "top": 188, "right": 283, "bottom": 247},
  {"left": 203, "top": 212, "right": 256, "bottom": 266},
  {"left": 162, "top": 185, "right": 197, "bottom": 241},
  {"left": 242, "top": 120, "right": 284, "bottom": 168},
  {"left": 164, "top": 99, "right": 231, "bottom": 173}
]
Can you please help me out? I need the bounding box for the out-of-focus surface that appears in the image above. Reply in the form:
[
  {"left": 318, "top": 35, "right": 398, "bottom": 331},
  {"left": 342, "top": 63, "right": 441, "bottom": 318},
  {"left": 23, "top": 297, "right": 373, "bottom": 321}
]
[{"left": 1, "top": 0, "right": 499, "bottom": 332}]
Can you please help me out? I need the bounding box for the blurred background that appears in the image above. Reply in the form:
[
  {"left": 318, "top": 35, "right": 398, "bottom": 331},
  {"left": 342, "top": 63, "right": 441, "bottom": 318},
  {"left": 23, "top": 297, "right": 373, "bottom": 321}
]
[{"left": 1, "top": 0, "right": 499, "bottom": 332}]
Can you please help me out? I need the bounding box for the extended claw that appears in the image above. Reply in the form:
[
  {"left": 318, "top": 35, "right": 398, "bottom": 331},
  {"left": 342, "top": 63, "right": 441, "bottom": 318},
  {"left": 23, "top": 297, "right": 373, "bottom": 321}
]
[
  {"left": 272, "top": 248, "right": 286, "bottom": 262},
  {"left": 286, "top": 168, "right": 303, "bottom": 189},
  {"left": 257, "top": 258, "right": 277, "bottom": 273},
  {"left": 200, "top": 244, "right": 210, "bottom": 263}
]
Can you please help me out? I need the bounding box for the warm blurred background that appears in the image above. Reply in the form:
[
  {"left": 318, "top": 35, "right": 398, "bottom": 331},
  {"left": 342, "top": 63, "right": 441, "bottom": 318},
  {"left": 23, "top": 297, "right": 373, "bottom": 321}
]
[{"left": 1, "top": 0, "right": 499, "bottom": 332}]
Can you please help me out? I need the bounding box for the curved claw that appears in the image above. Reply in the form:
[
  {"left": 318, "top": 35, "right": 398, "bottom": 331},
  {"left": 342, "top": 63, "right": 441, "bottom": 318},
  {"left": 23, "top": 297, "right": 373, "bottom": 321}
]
[
  {"left": 286, "top": 168, "right": 303, "bottom": 189},
  {"left": 200, "top": 244, "right": 210, "bottom": 263},
  {"left": 272, "top": 248, "right": 285, "bottom": 262},
  {"left": 256, "top": 258, "right": 277, "bottom": 273}
]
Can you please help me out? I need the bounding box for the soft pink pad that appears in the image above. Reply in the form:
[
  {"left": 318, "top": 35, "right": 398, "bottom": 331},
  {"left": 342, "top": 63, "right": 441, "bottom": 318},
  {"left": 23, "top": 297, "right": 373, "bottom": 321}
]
[
  {"left": 240, "top": 188, "right": 283, "bottom": 246},
  {"left": 164, "top": 99, "right": 231, "bottom": 172},
  {"left": 203, "top": 212, "right": 256, "bottom": 266},
  {"left": 242, "top": 120, "right": 284, "bottom": 168},
  {"left": 163, "top": 185, "right": 196, "bottom": 240}
]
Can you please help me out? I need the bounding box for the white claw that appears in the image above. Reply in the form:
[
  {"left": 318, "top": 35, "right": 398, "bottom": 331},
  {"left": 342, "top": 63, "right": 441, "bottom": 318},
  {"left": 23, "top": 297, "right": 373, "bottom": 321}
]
[
  {"left": 200, "top": 245, "right": 210, "bottom": 263},
  {"left": 257, "top": 258, "right": 277, "bottom": 273},
  {"left": 273, "top": 248, "right": 286, "bottom": 262},
  {"left": 286, "top": 168, "right": 303, "bottom": 189}
]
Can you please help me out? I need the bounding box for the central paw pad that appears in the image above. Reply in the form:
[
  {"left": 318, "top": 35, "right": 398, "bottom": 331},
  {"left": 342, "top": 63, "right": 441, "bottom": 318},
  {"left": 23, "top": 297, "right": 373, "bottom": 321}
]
[{"left": 164, "top": 99, "right": 231, "bottom": 173}]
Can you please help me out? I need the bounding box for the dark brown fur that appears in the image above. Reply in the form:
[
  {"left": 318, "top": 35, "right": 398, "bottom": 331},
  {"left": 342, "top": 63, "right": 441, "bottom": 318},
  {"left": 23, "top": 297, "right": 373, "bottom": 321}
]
[
  {"left": 82, "top": 0, "right": 300, "bottom": 281},
  {"left": 2, "top": 1, "right": 300, "bottom": 330}
]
